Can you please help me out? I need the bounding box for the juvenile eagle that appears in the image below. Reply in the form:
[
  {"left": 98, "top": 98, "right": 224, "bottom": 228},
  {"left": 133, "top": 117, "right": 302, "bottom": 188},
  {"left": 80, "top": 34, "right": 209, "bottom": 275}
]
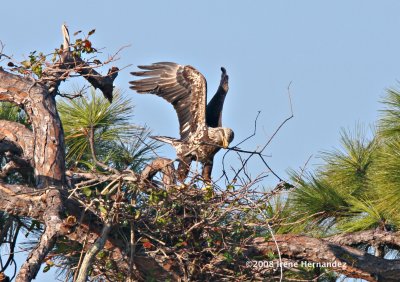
[{"left": 130, "top": 62, "right": 234, "bottom": 182}]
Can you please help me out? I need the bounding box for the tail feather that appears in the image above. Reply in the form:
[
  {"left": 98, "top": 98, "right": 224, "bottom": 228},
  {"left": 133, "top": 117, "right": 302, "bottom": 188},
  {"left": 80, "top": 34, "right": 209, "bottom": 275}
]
[{"left": 150, "top": 135, "right": 179, "bottom": 145}]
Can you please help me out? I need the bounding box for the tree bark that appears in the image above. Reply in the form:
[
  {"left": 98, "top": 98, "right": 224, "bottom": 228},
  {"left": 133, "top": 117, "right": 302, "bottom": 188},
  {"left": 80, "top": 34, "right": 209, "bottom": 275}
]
[
  {"left": 2, "top": 26, "right": 400, "bottom": 282},
  {"left": 249, "top": 234, "right": 400, "bottom": 282},
  {"left": 0, "top": 70, "right": 66, "bottom": 187},
  {"left": 0, "top": 120, "right": 33, "bottom": 160}
]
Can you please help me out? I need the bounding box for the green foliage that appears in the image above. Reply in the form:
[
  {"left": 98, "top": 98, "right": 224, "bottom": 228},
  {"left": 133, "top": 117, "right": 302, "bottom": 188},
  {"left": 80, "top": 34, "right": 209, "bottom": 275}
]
[
  {"left": 337, "top": 198, "right": 388, "bottom": 232},
  {"left": 319, "top": 126, "right": 376, "bottom": 197},
  {"left": 283, "top": 88, "right": 400, "bottom": 236},
  {"left": 58, "top": 89, "right": 159, "bottom": 171},
  {"left": 5, "top": 27, "right": 102, "bottom": 79},
  {"left": 378, "top": 87, "right": 400, "bottom": 138},
  {"left": 20, "top": 51, "right": 46, "bottom": 77},
  {"left": 0, "top": 102, "right": 28, "bottom": 125}
]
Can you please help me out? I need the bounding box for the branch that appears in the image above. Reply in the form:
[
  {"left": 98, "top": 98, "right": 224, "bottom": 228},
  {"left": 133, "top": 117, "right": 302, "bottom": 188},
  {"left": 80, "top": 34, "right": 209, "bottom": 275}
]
[
  {"left": 75, "top": 221, "right": 112, "bottom": 282},
  {"left": 16, "top": 224, "right": 58, "bottom": 282},
  {"left": 0, "top": 181, "right": 176, "bottom": 280},
  {"left": 0, "top": 69, "right": 66, "bottom": 187},
  {"left": 0, "top": 183, "right": 46, "bottom": 218},
  {"left": 40, "top": 24, "right": 119, "bottom": 102},
  {"left": 328, "top": 228, "right": 400, "bottom": 249},
  {"left": 223, "top": 83, "right": 294, "bottom": 183},
  {"left": 140, "top": 157, "right": 176, "bottom": 186},
  {"left": 15, "top": 188, "right": 64, "bottom": 282},
  {"left": 0, "top": 120, "right": 33, "bottom": 160},
  {"left": 72, "top": 57, "right": 118, "bottom": 103},
  {"left": 248, "top": 234, "right": 400, "bottom": 282}
]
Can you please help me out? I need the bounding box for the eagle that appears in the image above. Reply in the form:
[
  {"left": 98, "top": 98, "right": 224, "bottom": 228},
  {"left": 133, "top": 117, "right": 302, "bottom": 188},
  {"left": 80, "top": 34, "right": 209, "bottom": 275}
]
[{"left": 130, "top": 62, "right": 234, "bottom": 182}]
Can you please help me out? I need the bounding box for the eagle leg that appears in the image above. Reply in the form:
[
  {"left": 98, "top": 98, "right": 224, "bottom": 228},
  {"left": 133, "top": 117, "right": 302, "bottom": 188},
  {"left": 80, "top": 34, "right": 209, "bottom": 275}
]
[
  {"left": 177, "top": 157, "right": 191, "bottom": 182},
  {"left": 202, "top": 159, "right": 214, "bottom": 183}
]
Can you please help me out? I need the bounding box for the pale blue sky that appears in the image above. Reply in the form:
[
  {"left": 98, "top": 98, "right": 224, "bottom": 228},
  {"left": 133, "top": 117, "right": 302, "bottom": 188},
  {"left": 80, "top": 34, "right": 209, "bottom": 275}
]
[{"left": 2, "top": 1, "right": 399, "bottom": 280}]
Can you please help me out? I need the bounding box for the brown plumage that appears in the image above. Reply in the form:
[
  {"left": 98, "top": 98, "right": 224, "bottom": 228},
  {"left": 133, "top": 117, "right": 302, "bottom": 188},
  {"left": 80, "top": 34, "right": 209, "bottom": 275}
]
[{"left": 130, "top": 62, "right": 233, "bottom": 182}]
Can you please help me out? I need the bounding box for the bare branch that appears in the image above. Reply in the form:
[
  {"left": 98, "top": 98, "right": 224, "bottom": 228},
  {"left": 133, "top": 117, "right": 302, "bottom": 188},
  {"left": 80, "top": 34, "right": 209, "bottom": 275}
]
[
  {"left": 16, "top": 188, "right": 64, "bottom": 282},
  {"left": 75, "top": 222, "right": 112, "bottom": 282},
  {"left": 328, "top": 229, "right": 400, "bottom": 249},
  {"left": 0, "top": 120, "right": 33, "bottom": 159},
  {"left": 38, "top": 25, "right": 119, "bottom": 101},
  {"left": 248, "top": 234, "right": 400, "bottom": 282},
  {"left": 0, "top": 69, "right": 66, "bottom": 187}
]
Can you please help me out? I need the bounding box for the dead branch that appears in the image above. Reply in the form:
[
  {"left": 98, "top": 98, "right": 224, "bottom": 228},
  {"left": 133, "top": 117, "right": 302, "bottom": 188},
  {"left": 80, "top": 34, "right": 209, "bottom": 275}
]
[
  {"left": 223, "top": 83, "right": 295, "bottom": 183},
  {"left": 39, "top": 25, "right": 119, "bottom": 101}
]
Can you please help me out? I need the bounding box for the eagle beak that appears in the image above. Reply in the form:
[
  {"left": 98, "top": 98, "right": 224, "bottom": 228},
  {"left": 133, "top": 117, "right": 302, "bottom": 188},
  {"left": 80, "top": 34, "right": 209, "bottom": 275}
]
[
  {"left": 218, "top": 130, "right": 230, "bottom": 149},
  {"left": 222, "top": 131, "right": 229, "bottom": 149},
  {"left": 222, "top": 137, "right": 229, "bottom": 149}
]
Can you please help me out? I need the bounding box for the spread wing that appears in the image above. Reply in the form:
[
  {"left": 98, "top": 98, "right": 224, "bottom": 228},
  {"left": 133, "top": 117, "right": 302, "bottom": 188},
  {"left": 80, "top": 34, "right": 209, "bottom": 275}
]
[
  {"left": 206, "top": 67, "right": 229, "bottom": 128},
  {"left": 130, "top": 62, "right": 207, "bottom": 140}
]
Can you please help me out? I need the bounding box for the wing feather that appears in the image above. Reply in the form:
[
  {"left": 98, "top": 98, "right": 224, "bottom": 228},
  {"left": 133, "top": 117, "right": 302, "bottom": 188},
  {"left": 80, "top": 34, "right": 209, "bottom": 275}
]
[
  {"left": 130, "top": 62, "right": 207, "bottom": 140},
  {"left": 206, "top": 67, "right": 229, "bottom": 127}
]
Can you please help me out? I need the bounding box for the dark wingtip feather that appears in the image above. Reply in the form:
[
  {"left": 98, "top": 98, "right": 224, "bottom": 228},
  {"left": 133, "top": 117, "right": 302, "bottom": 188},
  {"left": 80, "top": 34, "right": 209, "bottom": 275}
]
[
  {"left": 137, "top": 65, "right": 152, "bottom": 70},
  {"left": 130, "top": 71, "right": 144, "bottom": 76},
  {"left": 103, "top": 92, "right": 113, "bottom": 103},
  {"left": 220, "top": 67, "right": 226, "bottom": 74}
]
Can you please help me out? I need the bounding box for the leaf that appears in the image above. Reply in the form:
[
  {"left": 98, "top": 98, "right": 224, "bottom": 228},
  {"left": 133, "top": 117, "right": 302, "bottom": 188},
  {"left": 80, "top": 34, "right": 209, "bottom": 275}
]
[
  {"left": 82, "top": 187, "right": 92, "bottom": 197},
  {"left": 97, "top": 250, "right": 106, "bottom": 259},
  {"left": 88, "top": 29, "right": 96, "bottom": 36},
  {"left": 223, "top": 252, "right": 233, "bottom": 263},
  {"left": 73, "top": 30, "right": 82, "bottom": 36},
  {"left": 135, "top": 210, "right": 141, "bottom": 220},
  {"left": 99, "top": 205, "right": 107, "bottom": 216},
  {"left": 84, "top": 40, "right": 92, "bottom": 49},
  {"left": 21, "top": 61, "right": 32, "bottom": 69},
  {"left": 43, "top": 265, "right": 51, "bottom": 273},
  {"left": 143, "top": 241, "right": 153, "bottom": 249}
]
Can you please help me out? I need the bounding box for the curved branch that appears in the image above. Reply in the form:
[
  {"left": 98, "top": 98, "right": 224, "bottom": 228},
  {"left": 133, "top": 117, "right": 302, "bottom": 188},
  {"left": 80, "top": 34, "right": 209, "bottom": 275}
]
[
  {"left": 249, "top": 234, "right": 400, "bottom": 282},
  {"left": 0, "top": 120, "right": 33, "bottom": 159},
  {"left": 0, "top": 70, "right": 66, "bottom": 187},
  {"left": 0, "top": 183, "right": 46, "bottom": 218},
  {"left": 75, "top": 222, "right": 112, "bottom": 282},
  {"left": 141, "top": 157, "right": 176, "bottom": 186},
  {"left": 16, "top": 189, "right": 64, "bottom": 282}
]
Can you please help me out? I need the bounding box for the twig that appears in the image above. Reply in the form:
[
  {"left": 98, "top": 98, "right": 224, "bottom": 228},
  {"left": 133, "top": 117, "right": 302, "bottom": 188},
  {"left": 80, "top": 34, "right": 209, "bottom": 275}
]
[
  {"left": 246, "top": 196, "right": 283, "bottom": 282},
  {"left": 230, "top": 82, "right": 295, "bottom": 182}
]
